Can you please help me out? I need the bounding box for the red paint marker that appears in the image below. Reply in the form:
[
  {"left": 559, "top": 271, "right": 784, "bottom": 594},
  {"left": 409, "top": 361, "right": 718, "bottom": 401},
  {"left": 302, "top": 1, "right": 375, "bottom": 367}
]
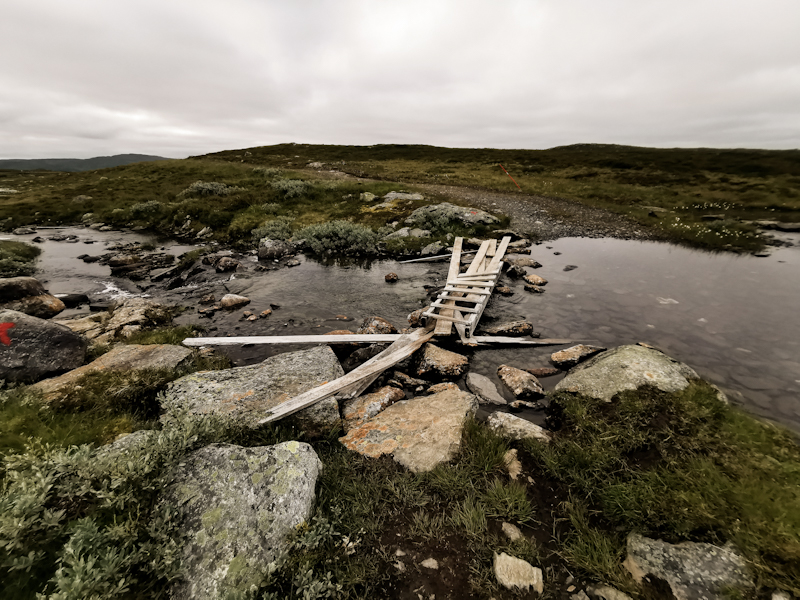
[
  {"left": 498, "top": 164, "right": 522, "bottom": 190},
  {"left": 0, "top": 322, "right": 15, "bottom": 346}
]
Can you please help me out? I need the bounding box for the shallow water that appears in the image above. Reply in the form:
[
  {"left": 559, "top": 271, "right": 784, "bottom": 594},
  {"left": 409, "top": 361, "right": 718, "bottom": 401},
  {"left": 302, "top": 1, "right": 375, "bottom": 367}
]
[{"left": 8, "top": 227, "right": 800, "bottom": 431}]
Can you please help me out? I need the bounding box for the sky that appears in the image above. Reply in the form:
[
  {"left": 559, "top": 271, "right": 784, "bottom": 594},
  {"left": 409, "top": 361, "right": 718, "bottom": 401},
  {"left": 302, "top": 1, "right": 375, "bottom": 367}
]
[{"left": 1, "top": 0, "right": 799, "bottom": 159}]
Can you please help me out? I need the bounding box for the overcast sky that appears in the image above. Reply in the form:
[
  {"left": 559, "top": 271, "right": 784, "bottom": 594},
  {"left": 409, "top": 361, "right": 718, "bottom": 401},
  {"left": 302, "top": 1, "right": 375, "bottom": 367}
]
[{"left": 2, "top": 0, "right": 799, "bottom": 159}]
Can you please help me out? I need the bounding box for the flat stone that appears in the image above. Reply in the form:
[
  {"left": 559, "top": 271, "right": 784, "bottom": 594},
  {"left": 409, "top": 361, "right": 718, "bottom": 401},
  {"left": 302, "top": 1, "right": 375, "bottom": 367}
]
[
  {"left": 480, "top": 320, "right": 534, "bottom": 337},
  {"left": 219, "top": 294, "right": 250, "bottom": 309},
  {"left": 339, "top": 387, "right": 478, "bottom": 472},
  {"left": 623, "top": 533, "right": 752, "bottom": 600},
  {"left": 550, "top": 344, "right": 606, "bottom": 369},
  {"left": 427, "top": 382, "right": 459, "bottom": 393},
  {"left": 487, "top": 412, "right": 551, "bottom": 443},
  {"left": 52, "top": 314, "right": 106, "bottom": 340},
  {"left": 342, "top": 386, "right": 406, "bottom": 431},
  {"left": 466, "top": 372, "right": 507, "bottom": 405},
  {"left": 32, "top": 344, "right": 193, "bottom": 402},
  {"left": 523, "top": 273, "right": 548, "bottom": 286},
  {"left": 0, "top": 309, "right": 87, "bottom": 383},
  {"left": 161, "top": 346, "right": 344, "bottom": 435},
  {"left": 416, "top": 343, "right": 469, "bottom": 378},
  {"left": 497, "top": 364, "right": 544, "bottom": 398},
  {"left": 164, "top": 442, "right": 321, "bottom": 600},
  {"left": 494, "top": 552, "right": 543, "bottom": 593},
  {"left": 527, "top": 367, "right": 560, "bottom": 377},
  {"left": 555, "top": 345, "right": 698, "bottom": 402}
]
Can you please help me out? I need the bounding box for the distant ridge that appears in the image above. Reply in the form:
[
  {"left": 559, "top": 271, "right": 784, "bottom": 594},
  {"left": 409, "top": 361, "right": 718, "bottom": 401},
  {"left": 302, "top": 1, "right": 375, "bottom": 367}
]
[{"left": 0, "top": 154, "right": 169, "bottom": 172}]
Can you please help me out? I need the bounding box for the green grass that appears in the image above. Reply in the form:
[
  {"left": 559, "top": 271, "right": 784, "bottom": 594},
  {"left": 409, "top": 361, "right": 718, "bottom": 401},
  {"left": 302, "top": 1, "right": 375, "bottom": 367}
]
[{"left": 0, "top": 240, "right": 41, "bottom": 277}]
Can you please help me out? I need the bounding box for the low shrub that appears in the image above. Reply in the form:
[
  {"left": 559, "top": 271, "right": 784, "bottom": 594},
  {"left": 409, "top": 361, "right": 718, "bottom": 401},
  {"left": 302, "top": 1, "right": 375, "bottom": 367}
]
[
  {"left": 128, "top": 200, "right": 162, "bottom": 218},
  {"left": 252, "top": 217, "right": 294, "bottom": 242},
  {"left": 0, "top": 240, "right": 41, "bottom": 277},
  {"left": 270, "top": 178, "right": 309, "bottom": 199},
  {"left": 176, "top": 181, "right": 244, "bottom": 198},
  {"left": 296, "top": 220, "right": 379, "bottom": 255}
]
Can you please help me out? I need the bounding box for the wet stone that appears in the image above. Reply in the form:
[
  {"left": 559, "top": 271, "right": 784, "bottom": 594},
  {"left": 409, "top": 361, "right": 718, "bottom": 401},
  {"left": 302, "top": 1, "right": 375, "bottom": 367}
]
[
  {"left": 219, "top": 294, "right": 250, "bottom": 309},
  {"left": 480, "top": 320, "right": 534, "bottom": 337},
  {"left": 523, "top": 273, "right": 548, "bottom": 286},
  {"left": 356, "top": 315, "right": 397, "bottom": 335},
  {"left": 466, "top": 372, "right": 507, "bottom": 405},
  {"left": 416, "top": 343, "right": 469, "bottom": 379},
  {"left": 563, "top": 265, "right": 579, "bottom": 271},
  {"left": 527, "top": 367, "right": 560, "bottom": 377},
  {"left": 385, "top": 272, "right": 398, "bottom": 282},
  {"left": 497, "top": 364, "right": 544, "bottom": 398},
  {"left": 550, "top": 344, "right": 606, "bottom": 369},
  {"left": 524, "top": 284, "right": 545, "bottom": 293}
]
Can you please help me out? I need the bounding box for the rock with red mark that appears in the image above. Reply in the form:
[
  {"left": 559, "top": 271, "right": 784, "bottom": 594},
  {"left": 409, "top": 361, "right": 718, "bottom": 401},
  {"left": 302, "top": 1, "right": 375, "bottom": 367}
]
[
  {"left": 160, "top": 345, "right": 344, "bottom": 437},
  {"left": 342, "top": 386, "right": 405, "bottom": 431},
  {"left": 416, "top": 343, "right": 469, "bottom": 379},
  {"left": 33, "top": 344, "right": 193, "bottom": 403},
  {"left": 555, "top": 345, "right": 698, "bottom": 402},
  {"left": 0, "top": 309, "right": 87, "bottom": 383},
  {"left": 339, "top": 387, "right": 479, "bottom": 472},
  {"left": 356, "top": 316, "right": 397, "bottom": 335},
  {"left": 550, "top": 344, "right": 606, "bottom": 369},
  {"left": 497, "top": 365, "right": 544, "bottom": 398}
]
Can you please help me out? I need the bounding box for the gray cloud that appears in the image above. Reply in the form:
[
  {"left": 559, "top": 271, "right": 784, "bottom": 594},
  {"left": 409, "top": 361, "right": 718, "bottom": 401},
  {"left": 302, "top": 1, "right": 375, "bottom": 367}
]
[{"left": 1, "top": 0, "right": 798, "bottom": 158}]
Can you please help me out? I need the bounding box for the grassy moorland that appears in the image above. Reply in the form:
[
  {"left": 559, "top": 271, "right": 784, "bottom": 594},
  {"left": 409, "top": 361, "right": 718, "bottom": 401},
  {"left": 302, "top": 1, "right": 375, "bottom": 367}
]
[{"left": 201, "top": 143, "right": 800, "bottom": 252}]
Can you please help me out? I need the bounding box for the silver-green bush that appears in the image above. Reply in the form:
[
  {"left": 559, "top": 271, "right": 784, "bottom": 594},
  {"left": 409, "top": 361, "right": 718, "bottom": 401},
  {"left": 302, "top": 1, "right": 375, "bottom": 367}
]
[
  {"left": 177, "top": 181, "right": 244, "bottom": 198},
  {"left": 296, "top": 221, "right": 378, "bottom": 255},
  {"left": 252, "top": 217, "right": 294, "bottom": 242}
]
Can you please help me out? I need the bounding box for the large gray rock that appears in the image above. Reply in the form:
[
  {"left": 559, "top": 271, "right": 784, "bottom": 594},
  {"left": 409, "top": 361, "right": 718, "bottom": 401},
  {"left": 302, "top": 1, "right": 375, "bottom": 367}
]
[
  {"left": 555, "top": 345, "right": 699, "bottom": 402},
  {"left": 32, "top": 344, "right": 193, "bottom": 402},
  {"left": 405, "top": 202, "right": 500, "bottom": 227},
  {"left": 339, "top": 387, "right": 478, "bottom": 472},
  {"left": 161, "top": 346, "right": 344, "bottom": 436},
  {"left": 623, "top": 533, "right": 753, "bottom": 600},
  {"left": 164, "top": 442, "right": 322, "bottom": 600},
  {"left": 258, "top": 238, "right": 295, "bottom": 260},
  {"left": 0, "top": 276, "right": 65, "bottom": 318},
  {"left": 0, "top": 309, "right": 87, "bottom": 383}
]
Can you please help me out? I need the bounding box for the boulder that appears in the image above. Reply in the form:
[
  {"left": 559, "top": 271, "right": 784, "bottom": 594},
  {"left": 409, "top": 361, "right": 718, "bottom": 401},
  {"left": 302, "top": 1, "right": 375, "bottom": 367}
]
[
  {"left": 160, "top": 346, "right": 344, "bottom": 436},
  {"left": 420, "top": 241, "right": 444, "bottom": 256},
  {"left": 416, "top": 343, "right": 469, "bottom": 378},
  {"left": 12, "top": 226, "right": 36, "bottom": 235},
  {"left": 623, "top": 533, "right": 752, "bottom": 600},
  {"left": 52, "top": 314, "right": 106, "bottom": 341},
  {"left": 219, "top": 294, "right": 250, "bottom": 309},
  {"left": 405, "top": 202, "right": 500, "bottom": 227},
  {"left": 102, "top": 298, "right": 172, "bottom": 340},
  {"left": 164, "top": 442, "right": 322, "bottom": 600},
  {"left": 258, "top": 238, "right": 295, "bottom": 260},
  {"left": 342, "top": 386, "right": 406, "bottom": 431},
  {"left": 497, "top": 365, "right": 544, "bottom": 398},
  {"left": 480, "top": 320, "right": 534, "bottom": 337},
  {"left": 487, "top": 412, "right": 551, "bottom": 443},
  {"left": 339, "top": 387, "right": 478, "bottom": 472},
  {"left": 214, "top": 256, "right": 239, "bottom": 272},
  {"left": 466, "top": 372, "right": 507, "bottom": 405},
  {"left": 550, "top": 344, "right": 606, "bottom": 369},
  {"left": 493, "top": 552, "right": 543, "bottom": 593},
  {"left": 356, "top": 316, "right": 397, "bottom": 335},
  {"left": 384, "top": 191, "right": 424, "bottom": 201},
  {"left": 0, "top": 276, "right": 65, "bottom": 318},
  {"left": 555, "top": 345, "right": 698, "bottom": 402},
  {"left": 0, "top": 309, "right": 87, "bottom": 383},
  {"left": 32, "top": 344, "right": 193, "bottom": 402}
]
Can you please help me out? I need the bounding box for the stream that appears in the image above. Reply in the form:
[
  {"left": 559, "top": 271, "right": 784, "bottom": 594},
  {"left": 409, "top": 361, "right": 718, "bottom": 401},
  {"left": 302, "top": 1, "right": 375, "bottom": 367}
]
[{"left": 7, "top": 227, "right": 800, "bottom": 432}]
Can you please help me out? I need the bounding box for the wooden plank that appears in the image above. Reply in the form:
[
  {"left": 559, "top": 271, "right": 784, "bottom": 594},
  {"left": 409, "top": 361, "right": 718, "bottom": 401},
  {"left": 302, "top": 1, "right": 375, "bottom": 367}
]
[
  {"left": 183, "top": 334, "right": 404, "bottom": 346},
  {"left": 398, "top": 251, "right": 476, "bottom": 264},
  {"left": 434, "top": 237, "right": 464, "bottom": 336},
  {"left": 257, "top": 326, "right": 435, "bottom": 424},
  {"left": 469, "top": 336, "right": 573, "bottom": 345},
  {"left": 449, "top": 279, "right": 494, "bottom": 287},
  {"left": 422, "top": 312, "right": 472, "bottom": 325},
  {"left": 443, "top": 286, "right": 491, "bottom": 295},
  {"left": 430, "top": 300, "right": 481, "bottom": 313},
  {"left": 461, "top": 236, "right": 511, "bottom": 337}
]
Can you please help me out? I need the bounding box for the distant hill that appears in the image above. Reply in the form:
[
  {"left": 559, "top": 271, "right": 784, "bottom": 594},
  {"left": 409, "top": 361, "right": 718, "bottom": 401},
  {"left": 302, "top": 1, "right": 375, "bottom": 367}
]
[{"left": 0, "top": 154, "right": 169, "bottom": 172}]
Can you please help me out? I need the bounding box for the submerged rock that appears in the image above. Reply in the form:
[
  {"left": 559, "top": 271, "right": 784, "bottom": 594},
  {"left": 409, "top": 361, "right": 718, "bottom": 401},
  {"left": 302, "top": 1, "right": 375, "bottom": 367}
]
[
  {"left": 550, "top": 344, "right": 606, "bottom": 369},
  {"left": 160, "top": 346, "right": 344, "bottom": 435},
  {"left": 623, "top": 533, "right": 752, "bottom": 600},
  {"left": 497, "top": 365, "right": 544, "bottom": 398},
  {"left": 0, "top": 309, "right": 87, "bottom": 383},
  {"left": 487, "top": 412, "right": 551, "bottom": 443},
  {"left": 480, "top": 320, "right": 534, "bottom": 337},
  {"left": 504, "top": 254, "right": 542, "bottom": 268},
  {"left": 32, "top": 344, "right": 193, "bottom": 403},
  {"left": 466, "top": 372, "right": 507, "bottom": 405},
  {"left": 339, "top": 387, "right": 478, "bottom": 472},
  {"left": 416, "top": 343, "right": 469, "bottom": 378},
  {"left": 523, "top": 273, "right": 548, "bottom": 286},
  {"left": 555, "top": 345, "right": 698, "bottom": 402},
  {"left": 164, "top": 442, "right": 322, "bottom": 600}
]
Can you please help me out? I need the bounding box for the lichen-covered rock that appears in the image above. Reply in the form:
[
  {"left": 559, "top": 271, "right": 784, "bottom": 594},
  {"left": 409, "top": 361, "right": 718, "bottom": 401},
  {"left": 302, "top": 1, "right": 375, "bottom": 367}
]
[
  {"left": 339, "top": 387, "right": 478, "bottom": 472},
  {"left": 420, "top": 241, "right": 444, "bottom": 256},
  {"left": 342, "top": 386, "right": 405, "bottom": 431},
  {"left": 466, "top": 372, "right": 506, "bottom": 405},
  {"left": 480, "top": 320, "right": 534, "bottom": 337},
  {"left": 494, "top": 552, "right": 543, "bottom": 593},
  {"left": 555, "top": 345, "right": 698, "bottom": 402},
  {"left": 161, "top": 346, "right": 344, "bottom": 435},
  {"left": 0, "top": 309, "right": 87, "bottom": 383},
  {"left": 215, "top": 256, "right": 240, "bottom": 272},
  {"left": 32, "top": 344, "right": 193, "bottom": 402},
  {"left": 522, "top": 273, "right": 548, "bottom": 286},
  {"left": 416, "top": 343, "right": 469, "bottom": 378},
  {"left": 105, "top": 298, "right": 172, "bottom": 336},
  {"left": 427, "top": 382, "right": 459, "bottom": 394},
  {"left": 487, "top": 412, "right": 551, "bottom": 443},
  {"left": 164, "top": 442, "right": 322, "bottom": 600},
  {"left": 257, "top": 238, "right": 295, "bottom": 260},
  {"left": 405, "top": 202, "right": 500, "bottom": 228},
  {"left": 497, "top": 365, "right": 544, "bottom": 398},
  {"left": 356, "top": 315, "right": 397, "bottom": 335},
  {"left": 550, "top": 344, "right": 606, "bottom": 369},
  {"left": 623, "top": 533, "right": 752, "bottom": 600}
]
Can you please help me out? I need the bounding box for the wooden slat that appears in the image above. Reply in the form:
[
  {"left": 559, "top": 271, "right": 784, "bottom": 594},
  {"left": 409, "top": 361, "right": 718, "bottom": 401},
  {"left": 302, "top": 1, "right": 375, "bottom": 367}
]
[
  {"left": 422, "top": 312, "right": 472, "bottom": 325},
  {"left": 183, "top": 334, "right": 404, "bottom": 347},
  {"left": 469, "top": 337, "right": 574, "bottom": 345},
  {"left": 257, "top": 326, "right": 435, "bottom": 424},
  {"left": 443, "top": 286, "right": 492, "bottom": 295},
  {"left": 434, "top": 237, "right": 464, "bottom": 336},
  {"left": 449, "top": 279, "right": 494, "bottom": 287},
  {"left": 430, "top": 300, "right": 481, "bottom": 313}
]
